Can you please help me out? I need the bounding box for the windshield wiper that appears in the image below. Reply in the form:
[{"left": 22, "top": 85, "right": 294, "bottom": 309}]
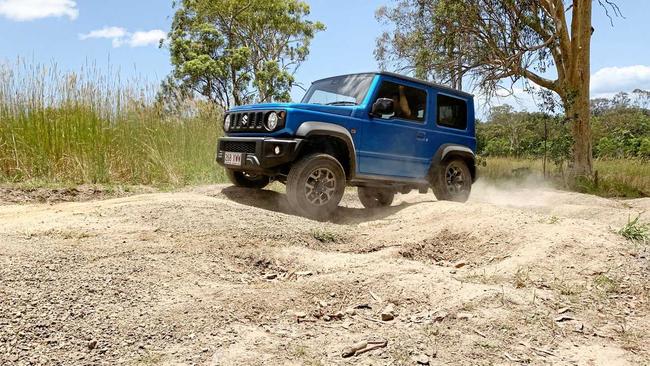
[{"left": 325, "top": 101, "right": 357, "bottom": 106}]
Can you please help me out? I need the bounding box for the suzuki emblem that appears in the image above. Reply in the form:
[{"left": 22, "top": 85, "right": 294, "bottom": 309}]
[{"left": 241, "top": 114, "right": 249, "bottom": 126}]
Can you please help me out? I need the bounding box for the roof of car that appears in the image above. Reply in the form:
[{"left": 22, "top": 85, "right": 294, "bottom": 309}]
[
  {"left": 311, "top": 72, "right": 474, "bottom": 98},
  {"left": 378, "top": 72, "right": 474, "bottom": 98}
]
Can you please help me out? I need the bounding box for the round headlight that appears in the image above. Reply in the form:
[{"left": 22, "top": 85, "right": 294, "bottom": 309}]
[
  {"left": 224, "top": 115, "right": 231, "bottom": 131},
  {"left": 266, "top": 112, "right": 279, "bottom": 131}
]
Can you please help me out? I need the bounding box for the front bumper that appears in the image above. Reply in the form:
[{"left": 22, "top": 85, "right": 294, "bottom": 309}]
[{"left": 216, "top": 137, "right": 302, "bottom": 173}]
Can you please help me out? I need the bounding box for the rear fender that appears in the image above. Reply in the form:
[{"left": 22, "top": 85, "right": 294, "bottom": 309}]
[{"left": 429, "top": 144, "right": 477, "bottom": 182}]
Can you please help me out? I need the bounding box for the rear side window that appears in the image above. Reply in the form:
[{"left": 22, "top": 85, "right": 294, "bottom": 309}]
[{"left": 437, "top": 94, "right": 467, "bottom": 130}]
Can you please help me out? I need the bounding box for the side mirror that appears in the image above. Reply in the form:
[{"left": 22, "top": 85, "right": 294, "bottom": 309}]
[{"left": 371, "top": 98, "right": 394, "bottom": 116}]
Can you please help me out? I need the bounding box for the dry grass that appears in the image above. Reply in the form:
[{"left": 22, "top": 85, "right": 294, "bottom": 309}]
[{"left": 480, "top": 157, "right": 650, "bottom": 198}]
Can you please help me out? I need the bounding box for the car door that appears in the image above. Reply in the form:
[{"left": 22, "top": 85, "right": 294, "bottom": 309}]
[{"left": 356, "top": 79, "right": 431, "bottom": 179}]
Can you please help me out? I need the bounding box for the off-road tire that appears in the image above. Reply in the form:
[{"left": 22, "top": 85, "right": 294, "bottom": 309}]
[
  {"left": 358, "top": 187, "right": 395, "bottom": 209},
  {"left": 226, "top": 169, "right": 270, "bottom": 189},
  {"left": 286, "top": 154, "right": 346, "bottom": 220},
  {"left": 431, "top": 159, "right": 472, "bottom": 203}
]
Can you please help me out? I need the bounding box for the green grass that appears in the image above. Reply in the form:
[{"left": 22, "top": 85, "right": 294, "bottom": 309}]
[
  {"left": 0, "top": 59, "right": 226, "bottom": 187},
  {"left": 618, "top": 215, "right": 649, "bottom": 243},
  {"left": 479, "top": 157, "right": 650, "bottom": 198}
]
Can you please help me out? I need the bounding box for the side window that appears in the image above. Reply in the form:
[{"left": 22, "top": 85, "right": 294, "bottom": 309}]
[
  {"left": 437, "top": 94, "right": 467, "bottom": 130},
  {"left": 374, "top": 81, "right": 427, "bottom": 123}
]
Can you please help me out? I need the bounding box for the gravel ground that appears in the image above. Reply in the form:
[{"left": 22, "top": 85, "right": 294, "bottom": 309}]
[{"left": 0, "top": 182, "right": 648, "bottom": 365}]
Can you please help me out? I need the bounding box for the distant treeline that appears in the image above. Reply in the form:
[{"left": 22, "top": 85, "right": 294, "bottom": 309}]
[{"left": 477, "top": 90, "right": 650, "bottom": 163}]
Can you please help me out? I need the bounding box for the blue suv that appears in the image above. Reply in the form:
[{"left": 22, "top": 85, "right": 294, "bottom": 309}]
[{"left": 217, "top": 72, "right": 477, "bottom": 219}]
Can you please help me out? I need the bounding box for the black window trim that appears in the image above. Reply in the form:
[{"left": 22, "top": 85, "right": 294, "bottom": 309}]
[
  {"left": 372, "top": 80, "right": 429, "bottom": 125},
  {"left": 436, "top": 92, "right": 468, "bottom": 131}
]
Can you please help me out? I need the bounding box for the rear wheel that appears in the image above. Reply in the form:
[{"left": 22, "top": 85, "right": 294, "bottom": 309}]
[
  {"left": 358, "top": 187, "right": 395, "bottom": 209},
  {"left": 431, "top": 159, "right": 472, "bottom": 202},
  {"left": 286, "top": 154, "right": 346, "bottom": 219},
  {"left": 226, "top": 169, "right": 270, "bottom": 189}
]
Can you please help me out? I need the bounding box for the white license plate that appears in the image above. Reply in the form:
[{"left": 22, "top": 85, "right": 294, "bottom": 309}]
[{"left": 224, "top": 152, "right": 243, "bottom": 166}]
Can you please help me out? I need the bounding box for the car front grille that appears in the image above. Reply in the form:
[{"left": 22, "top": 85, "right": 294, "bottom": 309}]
[
  {"left": 220, "top": 141, "right": 256, "bottom": 154},
  {"left": 229, "top": 111, "right": 266, "bottom": 131}
]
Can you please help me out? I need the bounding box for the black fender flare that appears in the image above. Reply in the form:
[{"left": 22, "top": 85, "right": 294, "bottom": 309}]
[
  {"left": 295, "top": 122, "right": 357, "bottom": 177},
  {"left": 429, "top": 144, "right": 477, "bottom": 182}
]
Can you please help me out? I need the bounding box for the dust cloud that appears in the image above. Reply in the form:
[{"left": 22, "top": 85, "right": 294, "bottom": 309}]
[{"left": 469, "top": 175, "right": 556, "bottom": 208}]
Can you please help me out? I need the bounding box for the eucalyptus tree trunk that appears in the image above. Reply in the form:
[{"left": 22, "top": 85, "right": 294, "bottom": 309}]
[{"left": 564, "top": 0, "right": 594, "bottom": 177}]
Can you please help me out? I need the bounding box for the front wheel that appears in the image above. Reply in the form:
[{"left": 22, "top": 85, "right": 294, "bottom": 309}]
[
  {"left": 358, "top": 187, "right": 395, "bottom": 209},
  {"left": 226, "top": 169, "right": 270, "bottom": 189},
  {"left": 286, "top": 154, "right": 346, "bottom": 219},
  {"left": 431, "top": 159, "right": 472, "bottom": 203}
]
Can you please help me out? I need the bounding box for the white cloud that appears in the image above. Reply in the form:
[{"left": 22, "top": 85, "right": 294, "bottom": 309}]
[
  {"left": 591, "top": 65, "right": 650, "bottom": 96},
  {"left": 128, "top": 29, "right": 167, "bottom": 47},
  {"left": 79, "top": 27, "right": 166, "bottom": 48},
  {"left": 0, "top": 0, "right": 78, "bottom": 21},
  {"left": 79, "top": 27, "right": 128, "bottom": 47},
  {"left": 79, "top": 27, "right": 127, "bottom": 40}
]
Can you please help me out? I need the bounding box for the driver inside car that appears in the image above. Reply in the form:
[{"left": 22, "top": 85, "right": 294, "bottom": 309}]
[{"left": 380, "top": 84, "right": 412, "bottom": 120}]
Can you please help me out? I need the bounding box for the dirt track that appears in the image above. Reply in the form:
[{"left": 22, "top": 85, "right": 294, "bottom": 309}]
[{"left": 1, "top": 182, "right": 648, "bottom": 365}]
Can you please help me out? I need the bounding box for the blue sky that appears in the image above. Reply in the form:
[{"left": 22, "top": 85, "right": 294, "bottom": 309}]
[{"left": 1, "top": 0, "right": 649, "bottom": 113}]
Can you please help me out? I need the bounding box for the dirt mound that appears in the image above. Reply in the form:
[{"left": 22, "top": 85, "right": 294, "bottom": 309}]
[
  {"left": 398, "top": 228, "right": 509, "bottom": 266},
  {"left": 0, "top": 185, "right": 153, "bottom": 205},
  {"left": 0, "top": 184, "right": 648, "bottom": 365}
]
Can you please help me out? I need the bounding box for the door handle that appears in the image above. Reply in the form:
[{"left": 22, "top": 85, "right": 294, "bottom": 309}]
[{"left": 416, "top": 132, "right": 427, "bottom": 141}]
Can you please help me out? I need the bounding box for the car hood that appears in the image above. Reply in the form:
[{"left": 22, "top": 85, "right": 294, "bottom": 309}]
[{"left": 228, "top": 103, "right": 354, "bottom": 117}]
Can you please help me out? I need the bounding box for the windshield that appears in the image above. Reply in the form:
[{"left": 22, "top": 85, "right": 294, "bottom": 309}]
[{"left": 301, "top": 74, "right": 375, "bottom": 106}]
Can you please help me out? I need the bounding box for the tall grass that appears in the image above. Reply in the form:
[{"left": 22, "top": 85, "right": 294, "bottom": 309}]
[
  {"left": 0, "top": 60, "right": 225, "bottom": 186},
  {"left": 480, "top": 157, "right": 650, "bottom": 198}
]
